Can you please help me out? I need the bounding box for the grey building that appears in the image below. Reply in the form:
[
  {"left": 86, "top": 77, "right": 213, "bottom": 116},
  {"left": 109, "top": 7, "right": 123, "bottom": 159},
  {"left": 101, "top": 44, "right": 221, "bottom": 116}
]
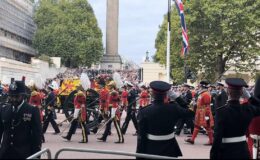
[{"left": 0, "top": 0, "right": 36, "bottom": 63}]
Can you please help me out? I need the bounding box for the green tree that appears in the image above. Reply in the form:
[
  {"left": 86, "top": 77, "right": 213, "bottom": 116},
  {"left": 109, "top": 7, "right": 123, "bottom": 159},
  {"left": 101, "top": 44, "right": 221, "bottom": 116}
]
[
  {"left": 33, "top": 0, "right": 103, "bottom": 68},
  {"left": 155, "top": 0, "right": 260, "bottom": 83}
]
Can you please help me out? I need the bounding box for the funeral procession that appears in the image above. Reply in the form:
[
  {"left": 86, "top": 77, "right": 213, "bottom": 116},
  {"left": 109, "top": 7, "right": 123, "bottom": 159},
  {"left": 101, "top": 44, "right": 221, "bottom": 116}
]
[{"left": 0, "top": 0, "right": 259, "bottom": 159}]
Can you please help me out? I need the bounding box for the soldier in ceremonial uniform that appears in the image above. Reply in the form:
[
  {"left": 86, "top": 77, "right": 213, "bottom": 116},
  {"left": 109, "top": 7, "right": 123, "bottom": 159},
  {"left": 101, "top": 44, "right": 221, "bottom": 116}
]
[
  {"left": 121, "top": 85, "right": 129, "bottom": 109},
  {"left": 248, "top": 116, "right": 260, "bottom": 159},
  {"left": 136, "top": 81, "right": 194, "bottom": 158},
  {"left": 139, "top": 85, "right": 149, "bottom": 108},
  {"left": 29, "top": 91, "right": 44, "bottom": 123},
  {"left": 210, "top": 78, "right": 260, "bottom": 159},
  {"left": 29, "top": 90, "right": 45, "bottom": 143},
  {"left": 0, "top": 80, "right": 42, "bottom": 159},
  {"left": 91, "top": 84, "right": 110, "bottom": 134},
  {"left": 121, "top": 82, "right": 138, "bottom": 135},
  {"left": 185, "top": 81, "right": 214, "bottom": 145},
  {"left": 42, "top": 85, "right": 60, "bottom": 134},
  {"left": 62, "top": 90, "right": 88, "bottom": 143},
  {"left": 215, "top": 82, "right": 228, "bottom": 110},
  {"left": 175, "top": 83, "right": 193, "bottom": 135},
  {"left": 97, "top": 83, "right": 124, "bottom": 143}
]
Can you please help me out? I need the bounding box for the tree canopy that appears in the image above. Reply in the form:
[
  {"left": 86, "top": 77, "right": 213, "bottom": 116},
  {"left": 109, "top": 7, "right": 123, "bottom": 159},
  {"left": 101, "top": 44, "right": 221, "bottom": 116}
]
[
  {"left": 154, "top": 0, "right": 260, "bottom": 83},
  {"left": 33, "top": 0, "right": 104, "bottom": 68}
]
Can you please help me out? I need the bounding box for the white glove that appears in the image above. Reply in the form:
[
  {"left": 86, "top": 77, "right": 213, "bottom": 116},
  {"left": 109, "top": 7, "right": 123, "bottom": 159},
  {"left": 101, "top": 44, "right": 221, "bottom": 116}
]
[
  {"left": 111, "top": 108, "right": 117, "bottom": 118},
  {"left": 73, "top": 108, "right": 80, "bottom": 119},
  {"left": 242, "top": 88, "right": 251, "bottom": 99},
  {"left": 205, "top": 116, "right": 210, "bottom": 121}
]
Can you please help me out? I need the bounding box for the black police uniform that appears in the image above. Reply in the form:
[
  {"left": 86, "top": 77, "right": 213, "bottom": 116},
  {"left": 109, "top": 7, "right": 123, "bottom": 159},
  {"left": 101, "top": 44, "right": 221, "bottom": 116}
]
[
  {"left": 121, "top": 85, "right": 138, "bottom": 135},
  {"left": 210, "top": 78, "right": 260, "bottom": 159},
  {"left": 0, "top": 81, "right": 42, "bottom": 159},
  {"left": 136, "top": 81, "right": 194, "bottom": 158}
]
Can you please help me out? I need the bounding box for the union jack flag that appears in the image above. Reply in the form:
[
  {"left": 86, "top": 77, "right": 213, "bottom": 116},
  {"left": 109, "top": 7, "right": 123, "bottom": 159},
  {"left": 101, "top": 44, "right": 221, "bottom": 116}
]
[{"left": 175, "top": 0, "right": 189, "bottom": 56}]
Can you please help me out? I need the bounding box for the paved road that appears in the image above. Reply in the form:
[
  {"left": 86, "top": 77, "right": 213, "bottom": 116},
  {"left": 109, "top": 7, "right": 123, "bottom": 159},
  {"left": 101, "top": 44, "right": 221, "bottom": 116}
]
[{"left": 42, "top": 112, "right": 210, "bottom": 159}]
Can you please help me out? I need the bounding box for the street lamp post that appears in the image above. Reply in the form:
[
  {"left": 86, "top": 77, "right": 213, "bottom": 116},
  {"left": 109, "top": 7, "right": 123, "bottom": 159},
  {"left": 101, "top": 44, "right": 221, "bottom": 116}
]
[{"left": 166, "top": 0, "right": 171, "bottom": 83}]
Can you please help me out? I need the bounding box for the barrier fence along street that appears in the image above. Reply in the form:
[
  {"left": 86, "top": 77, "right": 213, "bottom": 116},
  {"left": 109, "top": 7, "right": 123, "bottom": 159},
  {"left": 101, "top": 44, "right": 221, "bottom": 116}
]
[
  {"left": 54, "top": 147, "right": 176, "bottom": 159},
  {"left": 27, "top": 148, "right": 52, "bottom": 159}
]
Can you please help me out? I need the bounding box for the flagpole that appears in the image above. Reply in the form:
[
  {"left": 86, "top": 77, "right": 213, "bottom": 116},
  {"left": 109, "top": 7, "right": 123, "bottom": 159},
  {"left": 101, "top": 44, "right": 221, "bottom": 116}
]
[{"left": 166, "top": 0, "right": 171, "bottom": 83}]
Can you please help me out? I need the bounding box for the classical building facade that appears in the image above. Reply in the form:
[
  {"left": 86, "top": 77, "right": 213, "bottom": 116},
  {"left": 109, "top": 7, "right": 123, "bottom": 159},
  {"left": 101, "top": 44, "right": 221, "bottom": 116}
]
[{"left": 0, "top": 0, "right": 36, "bottom": 64}]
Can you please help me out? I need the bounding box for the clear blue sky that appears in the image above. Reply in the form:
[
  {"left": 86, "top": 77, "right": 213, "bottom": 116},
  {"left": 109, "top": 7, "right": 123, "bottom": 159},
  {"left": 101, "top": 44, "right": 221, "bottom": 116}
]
[{"left": 88, "top": 0, "right": 168, "bottom": 65}]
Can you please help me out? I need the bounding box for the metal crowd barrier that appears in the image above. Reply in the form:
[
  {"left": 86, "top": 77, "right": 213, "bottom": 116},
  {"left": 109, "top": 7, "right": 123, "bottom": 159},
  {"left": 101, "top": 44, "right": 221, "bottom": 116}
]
[
  {"left": 54, "top": 147, "right": 176, "bottom": 159},
  {"left": 27, "top": 148, "right": 52, "bottom": 159}
]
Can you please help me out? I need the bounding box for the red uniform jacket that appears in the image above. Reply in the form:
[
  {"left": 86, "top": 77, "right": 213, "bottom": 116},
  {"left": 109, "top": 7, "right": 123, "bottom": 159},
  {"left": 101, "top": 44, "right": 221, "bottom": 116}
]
[
  {"left": 99, "top": 88, "right": 109, "bottom": 111},
  {"left": 29, "top": 92, "right": 43, "bottom": 121},
  {"left": 195, "top": 90, "right": 214, "bottom": 127},
  {"left": 121, "top": 90, "right": 128, "bottom": 107},
  {"left": 109, "top": 91, "right": 120, "bottom": 109},
  {"left": 90, "top": 80, "right": 95, "bottom": 89},
  {"left": 74, "top": 94, "right": 87, "bottom": 122},
  {"left": 139, "top": 91, "right": 149, "bottom": 107}
]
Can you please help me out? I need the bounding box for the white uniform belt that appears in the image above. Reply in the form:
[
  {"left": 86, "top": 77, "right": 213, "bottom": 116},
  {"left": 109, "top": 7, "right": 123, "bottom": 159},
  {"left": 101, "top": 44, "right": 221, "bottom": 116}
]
[
  {"left": 222, "top": 135, "right": 246, "bottom": 143},
  {"left": 147, "top": 132, "right": 175, "bottom": 141},
  {"left": 250, "top": 134, "right": 260, "bottom": 140}
]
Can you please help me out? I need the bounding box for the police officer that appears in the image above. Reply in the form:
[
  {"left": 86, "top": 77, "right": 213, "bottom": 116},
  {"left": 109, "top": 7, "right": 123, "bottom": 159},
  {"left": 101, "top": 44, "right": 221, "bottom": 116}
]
[
  {"left": 0, "top": 80, "right": 42, "bottom": 159},
  {"left": 136, "top": 81, "right": 194, "bottom": 158},
  {"left": 210, "top": 78, "right": 260, "bottom": 159}
]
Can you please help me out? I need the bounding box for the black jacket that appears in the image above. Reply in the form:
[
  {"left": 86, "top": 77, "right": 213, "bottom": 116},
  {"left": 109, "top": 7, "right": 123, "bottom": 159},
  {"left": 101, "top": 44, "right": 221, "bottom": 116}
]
[
  {"left": 215, "top": 89, "right": 228, "bottom": 109},
  {"left": 182, "top": 90, "right": 192, "bottom": 105},
  {"left": 136, "top": 97, "right": 194, "bottom": 158},
  {"left": 210, "top": 99, "right": 260, "bottom": 159},
  {"left": 0, "top": 102, "right": 42, "bottom": 159}
]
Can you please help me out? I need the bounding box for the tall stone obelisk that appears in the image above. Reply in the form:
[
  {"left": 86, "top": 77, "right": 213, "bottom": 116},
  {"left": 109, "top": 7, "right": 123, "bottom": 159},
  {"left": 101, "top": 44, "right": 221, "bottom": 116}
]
[{"left": 101, "top": 0, "right": 122, "bottom": 70}]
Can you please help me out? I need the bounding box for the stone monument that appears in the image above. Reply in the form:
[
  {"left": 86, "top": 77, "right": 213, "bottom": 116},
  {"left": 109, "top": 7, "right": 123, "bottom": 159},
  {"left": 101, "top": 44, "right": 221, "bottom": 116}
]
[{"left": 100, "top": 0, "right": 122, "bottom": 70}]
